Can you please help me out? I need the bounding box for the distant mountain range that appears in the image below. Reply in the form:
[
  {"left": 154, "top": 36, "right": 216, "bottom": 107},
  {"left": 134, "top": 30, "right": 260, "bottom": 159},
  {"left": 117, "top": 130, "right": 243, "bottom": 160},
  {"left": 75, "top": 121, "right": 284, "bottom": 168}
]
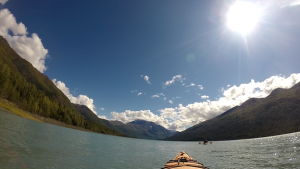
[
  {"left": 111, "top": 119, "right": 177, "bottom": 140},
  {"left": 165, "top": 83, "right": 300, "bottom": 141},
  {"left": 72, "top": 103, "right": 177, "bottom": 139}
]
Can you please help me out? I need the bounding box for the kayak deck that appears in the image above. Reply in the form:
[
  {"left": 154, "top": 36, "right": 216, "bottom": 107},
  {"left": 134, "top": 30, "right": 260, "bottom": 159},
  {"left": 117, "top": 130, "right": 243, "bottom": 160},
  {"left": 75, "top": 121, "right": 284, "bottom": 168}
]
[{"left": 162, "top": 151, "right": 208, "bottom": 169}]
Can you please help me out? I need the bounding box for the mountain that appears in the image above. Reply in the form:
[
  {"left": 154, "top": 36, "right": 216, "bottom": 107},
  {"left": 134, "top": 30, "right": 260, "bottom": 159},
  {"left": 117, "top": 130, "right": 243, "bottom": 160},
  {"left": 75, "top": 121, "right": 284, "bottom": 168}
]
[
  {"left": 113, "top": 119, "right": 176, "bottom": 140},
  {"left": 72, "top": 102, "right": 176, "bottom": 139},
  {"left": 0, "top": 36, "right": 123, "bottom": 136},
  {"left": 72, "top": 103, "right": 117, "bottom": 129},
  {"left": 165, "top": 83, "right": 300, "bottom": 141}
]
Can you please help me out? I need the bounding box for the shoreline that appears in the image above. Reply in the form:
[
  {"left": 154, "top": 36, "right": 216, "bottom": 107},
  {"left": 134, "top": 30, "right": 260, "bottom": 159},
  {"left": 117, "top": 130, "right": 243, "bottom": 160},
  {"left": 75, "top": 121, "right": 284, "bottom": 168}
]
[{"left": 0, "top": 98, "right": 105, "bottom": 135}]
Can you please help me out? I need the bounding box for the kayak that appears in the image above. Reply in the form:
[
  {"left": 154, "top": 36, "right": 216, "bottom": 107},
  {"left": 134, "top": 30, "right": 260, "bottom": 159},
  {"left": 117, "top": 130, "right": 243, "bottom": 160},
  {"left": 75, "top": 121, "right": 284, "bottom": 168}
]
[{"left": 162, "top": 151, "right": 208, "bottom": 169}]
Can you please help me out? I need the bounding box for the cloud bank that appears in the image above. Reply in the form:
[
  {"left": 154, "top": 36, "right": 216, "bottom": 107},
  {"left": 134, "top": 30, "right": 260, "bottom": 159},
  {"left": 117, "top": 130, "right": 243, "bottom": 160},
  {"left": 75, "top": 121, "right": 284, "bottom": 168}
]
[
  {"left": 0, "top": 9, "right": 48, "bottom": 72},
  {"left": 98, "top": 115, "right": 107, "bottom": 120},
  {"left": 52, "top": 79, "right": 98, "bottom": 115},
  {"left": 112, "top": 73, "right": 300, "bottom": 131}
]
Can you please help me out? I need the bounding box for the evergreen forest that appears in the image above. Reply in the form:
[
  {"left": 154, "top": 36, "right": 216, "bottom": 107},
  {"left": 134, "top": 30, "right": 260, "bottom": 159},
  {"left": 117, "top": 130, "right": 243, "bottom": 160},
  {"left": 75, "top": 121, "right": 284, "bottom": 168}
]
[{"left": 0, "top": 36, "right": 123, "bottom": 137}]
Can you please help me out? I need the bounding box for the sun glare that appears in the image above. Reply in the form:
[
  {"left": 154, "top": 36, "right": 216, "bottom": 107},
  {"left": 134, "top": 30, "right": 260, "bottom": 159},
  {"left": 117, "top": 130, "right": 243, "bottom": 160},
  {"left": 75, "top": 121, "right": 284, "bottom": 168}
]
[{"left": 227, "top": 1, "right": 262, "bottom": 36}]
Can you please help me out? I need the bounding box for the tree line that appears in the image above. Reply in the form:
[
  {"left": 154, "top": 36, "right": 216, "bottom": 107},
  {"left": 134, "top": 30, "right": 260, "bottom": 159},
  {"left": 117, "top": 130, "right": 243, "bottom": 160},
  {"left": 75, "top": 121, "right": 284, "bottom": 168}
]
[{"left": 0, "top": 46, "right": 123, "bottom": 136}]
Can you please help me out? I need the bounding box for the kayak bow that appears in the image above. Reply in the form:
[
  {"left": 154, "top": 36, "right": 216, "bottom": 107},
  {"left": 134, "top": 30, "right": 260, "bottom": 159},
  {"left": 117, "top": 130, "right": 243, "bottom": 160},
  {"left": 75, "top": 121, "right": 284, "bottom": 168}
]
[{"left": 162, "top": 151, "right": 208, "bottom": 169}]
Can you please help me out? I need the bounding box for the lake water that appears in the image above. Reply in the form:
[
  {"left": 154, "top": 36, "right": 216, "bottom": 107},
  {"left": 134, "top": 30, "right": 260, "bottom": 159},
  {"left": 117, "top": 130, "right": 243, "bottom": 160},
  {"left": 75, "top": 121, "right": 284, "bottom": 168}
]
[{"left": 1, "top": 111, "right": 300, "bottom": 169}]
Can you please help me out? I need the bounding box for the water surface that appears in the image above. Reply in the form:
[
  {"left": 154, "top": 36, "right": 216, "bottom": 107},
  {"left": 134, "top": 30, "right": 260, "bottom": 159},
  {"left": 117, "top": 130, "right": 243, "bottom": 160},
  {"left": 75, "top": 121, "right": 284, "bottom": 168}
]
[{"left": 0, "top": 111, "right": 299, "bottom": 168}]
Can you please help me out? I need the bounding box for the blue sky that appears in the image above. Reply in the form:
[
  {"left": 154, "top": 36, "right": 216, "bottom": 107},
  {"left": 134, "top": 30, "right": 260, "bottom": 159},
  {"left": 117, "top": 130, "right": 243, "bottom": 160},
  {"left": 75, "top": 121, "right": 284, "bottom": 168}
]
[{"left": 1, "top": 0, "right": 300, "bottom": 131}]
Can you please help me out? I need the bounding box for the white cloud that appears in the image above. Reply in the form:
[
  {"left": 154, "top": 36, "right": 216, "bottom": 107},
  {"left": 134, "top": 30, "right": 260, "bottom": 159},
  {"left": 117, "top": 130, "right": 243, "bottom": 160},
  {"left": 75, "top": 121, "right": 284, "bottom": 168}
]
[
  {"left": 99, "top": 108, "right": 105, "bottom": 110},
  {"left": 137, "top": 92, "right": 145, "bottom": 96},
  {"left": 0, "top": 0, "right": 8, "bottom": 5},
  {"left": 98, "top": 115, "right": 107, "bottom": 120},
  {"left": 164, "top": 75, "right": 185, "bottom": 88},
  {"left": 52, "top": 79, "right": 98, "bottom": 115},
  {"left": 198, "top": 85, "right": 204, "bottom": 90},
  {"left": 111, "top": 73, "right": 300, "bottom": 131},
  {"left": 131, "top": 90, "right": 137, "bottom": 93},
  {"left": 163, "top": 97, "right": 167, "bottom": 100},
  {"left": 151, "top": 93, "right": 165, "bottom": 98},
  {"left": 169, "top": 100, "right": 173, "bottom": 104},
  {"left": 0, "top": 9, "right": 48, "bottom": 73},
  {"left": 111, "top": 110, "right": 171, "bottom": 128},
  {"left": 141, "top": 75, "right": 151, "bottom": 84},
  {"left": 186, "top": 83, "right": 203, "bottom": 90},
  {"left": 186, "top": 83, "right": 195, "bottom": 87},
  {"left": 151, "top": 94, "right": 160, "bottom": 98},
  {"left": 173, "top": 96, "right": 181, "bottom": 99},
  {"left": 201, "top": 95, "right": 209, "bottom": 99}
]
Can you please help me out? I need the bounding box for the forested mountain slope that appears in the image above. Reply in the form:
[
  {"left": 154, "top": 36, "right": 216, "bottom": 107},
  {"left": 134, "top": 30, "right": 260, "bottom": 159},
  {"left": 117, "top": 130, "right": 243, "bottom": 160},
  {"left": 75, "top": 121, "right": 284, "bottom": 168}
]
[
  {"left": 72, "top": 103, "right": 116, "bottom": 129},
  {"left": 0, "top": 36, "right": 123, "bottom": 136}
]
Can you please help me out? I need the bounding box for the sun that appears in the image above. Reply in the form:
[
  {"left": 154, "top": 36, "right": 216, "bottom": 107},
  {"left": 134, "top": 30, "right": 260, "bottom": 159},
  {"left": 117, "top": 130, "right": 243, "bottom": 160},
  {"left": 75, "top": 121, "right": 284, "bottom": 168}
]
[{"left": 226, "top": 1, "right": 262, "bottom": 36}]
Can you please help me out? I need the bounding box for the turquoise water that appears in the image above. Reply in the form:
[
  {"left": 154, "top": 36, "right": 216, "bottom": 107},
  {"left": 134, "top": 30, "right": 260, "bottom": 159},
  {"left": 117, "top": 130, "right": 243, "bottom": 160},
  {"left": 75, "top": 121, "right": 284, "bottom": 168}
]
[{"left": 0, "top": 110, "right": 299, "bottom": 169}]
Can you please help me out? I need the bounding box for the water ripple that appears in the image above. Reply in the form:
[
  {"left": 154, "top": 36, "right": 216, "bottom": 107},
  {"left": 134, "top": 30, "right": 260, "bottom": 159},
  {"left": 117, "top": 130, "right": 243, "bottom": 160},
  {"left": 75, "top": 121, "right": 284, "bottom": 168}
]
[{"left": 1, "top": 111, "right": 300, "bottom": 169}]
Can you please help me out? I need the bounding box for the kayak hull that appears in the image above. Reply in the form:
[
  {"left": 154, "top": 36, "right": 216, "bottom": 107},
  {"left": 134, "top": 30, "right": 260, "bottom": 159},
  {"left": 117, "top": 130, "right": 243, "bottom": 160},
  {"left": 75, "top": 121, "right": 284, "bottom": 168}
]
[{"left": 162, "top": 151, "right": 208, "bottom": 169}]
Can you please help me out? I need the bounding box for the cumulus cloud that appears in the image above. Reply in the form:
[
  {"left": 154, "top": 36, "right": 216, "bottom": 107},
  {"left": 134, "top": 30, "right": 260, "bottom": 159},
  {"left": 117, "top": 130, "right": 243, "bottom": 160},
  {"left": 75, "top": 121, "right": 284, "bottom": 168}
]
[
  {"left": 112, "top": 73, "right": 300, "bottom": 131},
  {"left": 131, "top": 90, "right": 137, "bottom": 93},
  {"left": 169, "top": 100, "right": 173, "bottom": 104},
  {"left": 99, "top": 108, "right": 105, "bottom": 110},
  {"left": 164, "top": 75, "right": 185, "bottom": 88},
  {"left": 52, "top": 79, "right": 98, "bottom": 115},
  {"left": 201, "top": 95, "right": 209, "bottom": 99},
  {"left": 141, "top": 75, "right": 151, "bottom": 84},
  {"left": 98, "top": 115, "right": 107, "bottom": 120},
  {"left": 111, "top": 110, "right": 170, "bottom": 127},
  {"left": 0, "top": 9, "right": 48, "bottom": 72},
  {"left": 0, "top": 0, "right": 8, "bottom": 5}
]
